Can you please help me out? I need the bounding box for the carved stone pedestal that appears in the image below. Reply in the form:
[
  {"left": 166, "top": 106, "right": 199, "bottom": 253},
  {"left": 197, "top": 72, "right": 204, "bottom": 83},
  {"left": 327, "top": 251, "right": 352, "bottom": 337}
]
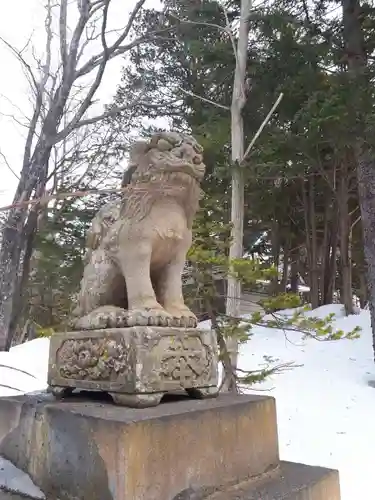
[{"left": 47, "top": 326, "right": 218, "bottom": 407}]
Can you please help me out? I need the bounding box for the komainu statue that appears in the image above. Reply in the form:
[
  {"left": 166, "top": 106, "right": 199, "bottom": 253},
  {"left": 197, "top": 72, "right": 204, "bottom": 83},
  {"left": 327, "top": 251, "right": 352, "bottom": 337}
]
[{"left": 72, "top": 131, "right": 205, "bottom": 331}]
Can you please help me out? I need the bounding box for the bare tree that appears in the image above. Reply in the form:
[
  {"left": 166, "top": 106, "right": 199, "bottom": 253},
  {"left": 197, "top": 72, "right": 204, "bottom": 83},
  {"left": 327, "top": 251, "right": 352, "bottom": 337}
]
[
  {"left": 0, "top": 0, "right": 171, "bottom": 350},
  {"left": 223, "top": 0, "right": 251, "bottom": 392},
  {"left": 222, "top": 1, "right": 283, "bottom": 391},
  {"left": 170, "top": 1, "right": 282, "bottom": 391}
]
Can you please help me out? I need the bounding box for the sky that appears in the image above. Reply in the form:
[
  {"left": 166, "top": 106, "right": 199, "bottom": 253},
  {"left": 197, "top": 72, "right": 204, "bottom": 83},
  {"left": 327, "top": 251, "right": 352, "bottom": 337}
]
[{"left": 0, "top": 0, "right": 161, "bottom": 208}]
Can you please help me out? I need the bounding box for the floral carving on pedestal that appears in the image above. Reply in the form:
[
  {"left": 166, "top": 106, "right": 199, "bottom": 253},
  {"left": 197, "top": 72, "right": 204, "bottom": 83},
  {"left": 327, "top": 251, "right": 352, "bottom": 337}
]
[
  {"left": 56, "top": 338, "right": 131, "bottom": 381},
  {"left": 159, "top": 336, "right": 213, "bottom": 385}
]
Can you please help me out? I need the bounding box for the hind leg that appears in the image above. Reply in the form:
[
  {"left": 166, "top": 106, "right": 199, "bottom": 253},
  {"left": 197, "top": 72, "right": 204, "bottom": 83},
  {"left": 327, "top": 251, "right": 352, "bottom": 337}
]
[{"left": 72, "top": 249, "right": 128, "bottom": 330}]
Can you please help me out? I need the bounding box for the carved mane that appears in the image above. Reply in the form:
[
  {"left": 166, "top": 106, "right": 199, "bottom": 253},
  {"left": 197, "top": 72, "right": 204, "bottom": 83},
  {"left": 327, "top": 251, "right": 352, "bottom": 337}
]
[{"left": 121, "top": 132, "right": 204, "bottom": 228}]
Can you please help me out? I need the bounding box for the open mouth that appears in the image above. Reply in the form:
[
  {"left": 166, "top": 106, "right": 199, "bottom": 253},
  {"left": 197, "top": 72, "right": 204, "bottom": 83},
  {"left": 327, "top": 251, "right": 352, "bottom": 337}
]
[
  {"left": 153, "top": 149, "right": 205, "bottom": 180},
  {"left": 169, "top": 159, "right": 205, "bottom": 180}
]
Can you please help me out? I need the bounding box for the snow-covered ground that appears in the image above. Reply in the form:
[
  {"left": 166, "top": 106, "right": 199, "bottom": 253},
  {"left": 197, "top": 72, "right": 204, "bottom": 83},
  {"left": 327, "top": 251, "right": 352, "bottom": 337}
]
[
  {"left": 240, "top": 304, "right": 375, "bottom": 500},
  {"left": 0, "top": 337, "right": 50, "bottom": 397},
  {"left": 0, "top": 304, "right": 374, "bottom": 500}
]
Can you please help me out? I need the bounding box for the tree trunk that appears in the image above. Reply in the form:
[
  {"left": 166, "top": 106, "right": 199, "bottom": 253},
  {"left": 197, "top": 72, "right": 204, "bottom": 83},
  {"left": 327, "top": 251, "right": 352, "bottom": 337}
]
[
  {"left": 224, "top": 0, "right": 251, "bottom": 392},
  {"left": 321, "top": 199, "right": 331, "bottom": 304},
  {"left": 270, "top": 219, "right": 280, "bottom": 294},
  {"left": 290, "top": 243, "right": 299, "bottom": 294},
  {"left": 338, "top": 161, "right": 354, "bottom": 314},
  {"left": 359, "top": 272, "right": 367, "bottom": 308},
  {"left": 8, "top": 209, "right": 39, "bottom": 347},
  {"left": 302, "top": 179, "right": 320, "bottom": 308},
  {"left": 0, "top": 220, "right": 25, "bottom": 350},
  {"left": 326, "top": 241, "right": 338, "bottom": 306},
  {"left": 280, "top": 236, "right": 290, "bottom": 293},
  {"left": 341, "top": 0, "right": 375, "bottom": 351},
  {"left": 356, "top": 149, "right": 375, "bottom": 340},
  {"left": 0, "top": 147, "right": 50, "bottom": 350},
  {"left": 309, "top": 178, "right": 320, "bottom": 308}
]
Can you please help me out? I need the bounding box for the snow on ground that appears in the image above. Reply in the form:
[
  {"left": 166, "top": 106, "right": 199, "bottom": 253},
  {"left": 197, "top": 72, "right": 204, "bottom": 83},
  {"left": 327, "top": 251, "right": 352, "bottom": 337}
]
[
  {"left": 240, "top": 304, "right": 375, "bottom": 500},
  {"left": 0, "top": 338, "right": 49, "bottom": 396},
  {"left": 0, "top": 305, "right": 374, "bottom": 499},
  {"left": 0, "top": 457, "right": 45, "bottom": 499}
]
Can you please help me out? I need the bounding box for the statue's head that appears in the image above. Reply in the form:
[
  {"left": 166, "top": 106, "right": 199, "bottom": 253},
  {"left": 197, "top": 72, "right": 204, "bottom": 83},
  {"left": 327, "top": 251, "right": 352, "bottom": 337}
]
[{"left": 123, "top": 131, "right": 205, "bottom": 186}]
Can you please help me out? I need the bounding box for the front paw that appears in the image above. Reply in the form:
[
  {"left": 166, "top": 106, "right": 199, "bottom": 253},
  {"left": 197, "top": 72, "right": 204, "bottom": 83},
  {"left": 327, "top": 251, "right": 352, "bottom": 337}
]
[
  {"left": 164, "top": 305, "right": 198, "bottom": 328},
  {"left": 73, "top": 306, "right": 129, "bottom": 330},
  {"left": 180, "top": 314, "right": 198, "bottom": 328},
  {"left": 126, "top": 308, "right": 173, "bottom": 327}
]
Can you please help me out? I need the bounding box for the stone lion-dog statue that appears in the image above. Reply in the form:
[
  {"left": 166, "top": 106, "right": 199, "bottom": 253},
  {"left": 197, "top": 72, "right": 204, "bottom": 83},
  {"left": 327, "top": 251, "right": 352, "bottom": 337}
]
[{"left": 72, "top": 131, "right": 205, "bottom": 331}]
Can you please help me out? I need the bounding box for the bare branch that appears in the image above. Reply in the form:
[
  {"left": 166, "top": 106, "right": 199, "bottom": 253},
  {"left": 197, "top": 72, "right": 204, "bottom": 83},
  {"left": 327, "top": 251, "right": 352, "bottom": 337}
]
[
  {"left": 0, "top": 93, "right": 31, "bottom": 122},
  {"left": 23, "top": 104, "right": 42, "bottom": 170},
  {"left": 0, "top": 151, "right": 20, "bottom": 179},
  {"left": 19, "top": 32, "right": 34, "bottom": 55},
  {"left": 221, "top": 4, "right": 242, "bottom": 84},
  {"left": 75, "top": 0, "right": 174, "bottom": 78},
  {"left": 46, "top": 121, "right": 103, "bottom": 183},
  {"left": 77, "top": 21, "right": 132, "bottom": 64},
  {"left": 242, "top": 93, "right": 284, "bottom": 163},
  {"left": 168, "top": 7, "right": 242, "bottom": 86},
  {"left": 76, "top": 28, "right": 174, "bottom": 78},
  {"left": 52, "top": 0, "right": 111, "bottom": 143},
  {"left": 351, "top": 214, "right": 361, "bottom": 232},
  {"left": 0, "top": 36, "right": 39, "bottom": 92},
  {"left": 89, "top": 0, "right": 104, "bottom": 6},
  {"left": 0, "top": 186, "right": 127, "bottom": 213},
  {"left": 22, "top": 1, "right": 54, "bottom": 170},
  {"left": 89, "top": 0, "right": 107, "bottom": 15},
  {"left": 177, "top": 87, "right": 229, "bottom": 111},
  {"left": 93, "top": 0, "right": 145, "bottom": 54},
  {"left": 0, "top": 111, "right": 30, "bottom": 129},
  {"left": 0, "top": 363, "right": 37, "bottom": 380},
  {"left": 43, "top": 0, "right": 53, "bottom": 83},
  {"left": 168, "top": 12, "right": 230, "bottom": 34},
  {"left": 59, "top": 0, "right": 68, "bottom": 72},
  {"left": 0, "top": 384, "right": 23, "bottom": 393},
  {"left": 61, "top": 0, "right": 91, "bottom": 96}
]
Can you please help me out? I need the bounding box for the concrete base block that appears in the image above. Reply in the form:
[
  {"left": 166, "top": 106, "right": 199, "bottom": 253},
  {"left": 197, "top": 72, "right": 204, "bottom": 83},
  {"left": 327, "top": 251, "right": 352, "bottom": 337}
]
[{"left": 0, "top": 393, "right": 279, "bottom": 500}]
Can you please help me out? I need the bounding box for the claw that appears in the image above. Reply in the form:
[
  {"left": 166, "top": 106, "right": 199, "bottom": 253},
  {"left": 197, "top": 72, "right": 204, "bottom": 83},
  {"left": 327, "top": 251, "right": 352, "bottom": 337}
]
[
  {"left": 148, "top": 316, "right": 157, "bottom": 326},
  {"left": 126, "top": 314, "right": 136, "bottom": 327},
  {"left": 158, "top": 315, "right": 169, "bottom": 327},
  {"left": 188, "top": 316, "right": 197, "bottom": 328},
  {"left": 179, "top": 317, "right": 188, "bottom": 328},
  {"left": 170, "top": 317, "right": 180, "bottom": 327},
  {"left": 137, "top": 316, "right": 149, "bottom": 326},
  {"left": 116, "top": 314, "right": 127, "bottom": 328},
  {"left": 73, "top": 305, "right": 187, "bottom": 330}
]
